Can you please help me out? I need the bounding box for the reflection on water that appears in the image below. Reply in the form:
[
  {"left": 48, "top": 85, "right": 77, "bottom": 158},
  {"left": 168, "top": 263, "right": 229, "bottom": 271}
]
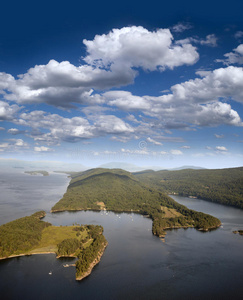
[{"left": 0, "top": 173, "right": 243, "bottom": 299}]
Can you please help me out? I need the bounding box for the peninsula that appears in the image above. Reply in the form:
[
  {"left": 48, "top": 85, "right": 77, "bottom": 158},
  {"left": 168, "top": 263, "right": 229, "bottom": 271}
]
[
  {"left": 51, "top": 168, "right": 221, "bottom": 238},
  {"left": 0, "top": 211, "right": 108, "bottom": 280}
]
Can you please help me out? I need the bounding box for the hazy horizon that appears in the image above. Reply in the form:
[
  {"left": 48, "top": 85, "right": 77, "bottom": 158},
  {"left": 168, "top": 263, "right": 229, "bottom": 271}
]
[{"left": 0, "top": 157, "right": 242, "bottom": 173}]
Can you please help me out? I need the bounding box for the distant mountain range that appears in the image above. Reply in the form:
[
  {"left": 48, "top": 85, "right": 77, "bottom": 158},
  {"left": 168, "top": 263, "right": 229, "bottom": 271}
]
[
  {"left": 98, "top": 162, "right": 206, "bottom": 172},
  {"left": 98, "top": 162, "right": 145, "bottom": 172},
  {"left": 0, "top": 158, "right": 206, "bottom": 173},
  {"left": 168, "top": 165, "right": 206, "bottom": 170}
]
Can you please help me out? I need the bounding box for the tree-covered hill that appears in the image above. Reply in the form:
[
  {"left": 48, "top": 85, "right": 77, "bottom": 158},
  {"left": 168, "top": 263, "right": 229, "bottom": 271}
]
[
  {"left": 134, "top": 167, "right": 243, "bottom": 209},
  {"left": 51, "top": 168, "right": 221, "bottom": 237},
  {"left": 0, "top": 211, "right": 51, "bottom": 258},
  {"left": 52, "top": 168, "right": 166, "bottom": 212}
]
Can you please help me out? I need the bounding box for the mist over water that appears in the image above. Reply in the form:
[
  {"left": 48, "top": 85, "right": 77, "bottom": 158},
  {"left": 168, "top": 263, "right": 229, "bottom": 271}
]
[{"left": 0, "top": 171, "right": 243, "bottom": 299}]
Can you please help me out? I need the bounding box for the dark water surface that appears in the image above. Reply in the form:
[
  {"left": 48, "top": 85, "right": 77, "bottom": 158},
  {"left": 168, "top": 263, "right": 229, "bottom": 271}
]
[{"left": 0, "top": 172, "right": 243, "bottom": 300}]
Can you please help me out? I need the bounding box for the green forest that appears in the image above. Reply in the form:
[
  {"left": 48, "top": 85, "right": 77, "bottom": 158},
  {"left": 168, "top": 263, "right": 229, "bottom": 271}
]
[
  {"left": 56, "top": 224, "right": 108, "bottom": 279},
  {"left": 0, "top": 211, "right": 51, "bottom": 258},
  {"left": 51, "top": 168, "right": 221, "bottom": 237},
  {"left": 75, "top": 225, "right": 108, "bottom": 279},
  {"left": 0, "top": 213, "right": 107, "bottom": 280},
  {"left": 134, "top": 167, "right": 243, "bottom": 209},
  {"left": 1, "top": 166, "right": 241, "bottom": 281}
]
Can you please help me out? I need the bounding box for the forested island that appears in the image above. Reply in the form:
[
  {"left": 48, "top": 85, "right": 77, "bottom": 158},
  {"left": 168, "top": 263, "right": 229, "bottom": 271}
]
[
  {"left": 134, "top": 167, "right": 243, "bottom": 209},
  {"left": 24, "top": 170, "right": 49, "bottom": 176},
  {"left": 0, "top": 211, "right": 108, "bottom": 280},
  {"left": 51, "top": 168, "right": 221, "bottom": 237}
]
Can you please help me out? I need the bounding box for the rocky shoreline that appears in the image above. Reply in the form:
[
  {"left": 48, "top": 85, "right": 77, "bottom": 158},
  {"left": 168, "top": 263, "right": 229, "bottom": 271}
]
[
  {"left": 76, "top": 241, "right": 108, "bottom": 281},
  {"left": 0, "top": 244, "right": 108, "bottom": 281}
]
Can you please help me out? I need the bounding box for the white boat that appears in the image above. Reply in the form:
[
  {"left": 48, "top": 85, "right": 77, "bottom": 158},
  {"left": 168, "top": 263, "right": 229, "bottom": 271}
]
[
  {"left": 63, "top": 264, "right": 75, "bottom": 267},
  {"left": 49, "top": 271, "right": 52, "bottom": 275}
]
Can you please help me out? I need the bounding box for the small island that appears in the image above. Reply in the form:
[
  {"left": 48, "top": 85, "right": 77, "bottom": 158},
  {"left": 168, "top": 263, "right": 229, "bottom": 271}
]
[
  {"left": 233, "top": 230, "right": 243, "bottom": 236},
  {"left": 0, "top": 211, "right": 108, "bottom": 280},
  {"left": 24, "top": 170, "right": 49, "bottom": 176}
]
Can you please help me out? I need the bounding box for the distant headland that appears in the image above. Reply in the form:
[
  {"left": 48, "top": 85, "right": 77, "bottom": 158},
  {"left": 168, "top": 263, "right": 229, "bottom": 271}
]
[{"left": 24, "top": 170, "right": 49, "bottom": 176}]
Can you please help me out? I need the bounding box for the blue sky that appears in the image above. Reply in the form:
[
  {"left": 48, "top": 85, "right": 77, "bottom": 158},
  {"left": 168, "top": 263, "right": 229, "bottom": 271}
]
[{"left": 0, "top": 0, "right": 243, "bottom": 169}]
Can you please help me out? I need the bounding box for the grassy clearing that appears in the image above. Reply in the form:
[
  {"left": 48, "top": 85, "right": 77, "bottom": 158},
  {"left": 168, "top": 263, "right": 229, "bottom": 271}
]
[
  {"left": 161, "top": 206, "right": 182, "bottom": 218},
  {"left": 29, "top": 226, "right": 88, "bottom": 254}
]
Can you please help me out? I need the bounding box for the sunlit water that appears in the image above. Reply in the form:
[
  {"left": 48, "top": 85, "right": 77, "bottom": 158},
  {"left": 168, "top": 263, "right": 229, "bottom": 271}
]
[{"left": 0, "top": 172, "right": 243, "bottom": 300}]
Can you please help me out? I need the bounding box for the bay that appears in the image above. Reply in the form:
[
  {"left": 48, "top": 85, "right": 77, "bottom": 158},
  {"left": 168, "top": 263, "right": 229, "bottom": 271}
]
[{"left": 0, "top": 172, "right": 243, "bottom": 299}]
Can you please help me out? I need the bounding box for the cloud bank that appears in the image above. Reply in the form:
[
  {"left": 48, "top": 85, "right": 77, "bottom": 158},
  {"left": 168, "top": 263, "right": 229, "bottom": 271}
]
[
  {"left": 0, "top": 26, "right": 242, "bottom": 155},
  {"left": 0, "top": 26, "right": 199, "bottom": 109}
]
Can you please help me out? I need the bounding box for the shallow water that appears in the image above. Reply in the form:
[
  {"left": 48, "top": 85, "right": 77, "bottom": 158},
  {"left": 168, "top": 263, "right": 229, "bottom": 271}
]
[{"left": 0, "top": 173, "right": 243, "bottom": 300}]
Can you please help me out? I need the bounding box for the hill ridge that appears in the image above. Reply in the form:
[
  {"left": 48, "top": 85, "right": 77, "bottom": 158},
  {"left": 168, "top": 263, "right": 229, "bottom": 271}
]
[{"left": 51, "top": 168, "right": 221, "bottom": 237}]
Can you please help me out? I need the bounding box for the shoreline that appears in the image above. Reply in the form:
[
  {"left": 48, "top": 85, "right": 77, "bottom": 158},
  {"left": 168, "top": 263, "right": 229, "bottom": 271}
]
[
  {"left": 76, "top": 241, "right": 108, "bottom": 281},
  {"left": 0, "top": 243, "right": 108, "bottom": 282},
  {"left": 50, "top": 208, "right": 221, "bottom": 237},
  {"left": 0, "top": 251, "right": 56, "bottom": 261},
  {"left": 51, "top": 208, "right": 140, "bottom": 214}
]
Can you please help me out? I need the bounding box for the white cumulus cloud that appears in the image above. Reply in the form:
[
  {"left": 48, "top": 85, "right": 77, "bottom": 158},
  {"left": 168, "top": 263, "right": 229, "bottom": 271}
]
[
  {"left": 34, "top": 146, "right": 54, "bottom": 152},
  {"left": 0, "top": 138, "right": 29, "bottom": 152},
  {"left": 94, "top": 115, "right": 134, "bottom": 135},
  {"left": 216, "top": 44, "right": 243, "bottom": 65},
  {"left": 0, "top": 100, "right": 20, "bottom": 120},
  {"left": 15, "top": 110, "right": 135, "bottom": 145},
  {"left": 215, "top": 146, "right": 228, "bottom": 151},
  {"left": 170, "top": 149, "right": 183, "bottom": 155},
  {"left": 84, "top": 26, "right": 199, "bottom": 72},
  {"left": 199, "top": 34, "right": 218, "bottom": 47},
  {"left": 8, "top": 128, "right": 26, "bottom": 135},
  {"left": 146, "top": 137, "right": 163, "bottom": 145},
  {"left": 235, "top": 31, "right": 243, "bottom": 40},
  {"left": 181, "top": 145, "right": 190, "bottom": 149},
  {"left": 0, "top": 26, "right": 199, "bottom": 109},
  {"left": 171, "top": 22, "right": 192, "bottom": 33},
  {"left": 102, "top": 66, "right": 243, "bottom": 129}
]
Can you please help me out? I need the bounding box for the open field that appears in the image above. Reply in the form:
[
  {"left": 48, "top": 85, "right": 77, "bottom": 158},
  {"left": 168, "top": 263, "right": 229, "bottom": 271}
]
[{"left": 29, "top": 225, "right": 88, "bottom": 254}]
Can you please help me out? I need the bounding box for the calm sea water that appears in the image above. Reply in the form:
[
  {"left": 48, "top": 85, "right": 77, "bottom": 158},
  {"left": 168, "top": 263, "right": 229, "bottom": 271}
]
[
  {"left": 0, "top": 170, "right": 70, "bottom": 225},
  {"left": 0, "top": 171, "right": 243, "bottom": 300}
]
